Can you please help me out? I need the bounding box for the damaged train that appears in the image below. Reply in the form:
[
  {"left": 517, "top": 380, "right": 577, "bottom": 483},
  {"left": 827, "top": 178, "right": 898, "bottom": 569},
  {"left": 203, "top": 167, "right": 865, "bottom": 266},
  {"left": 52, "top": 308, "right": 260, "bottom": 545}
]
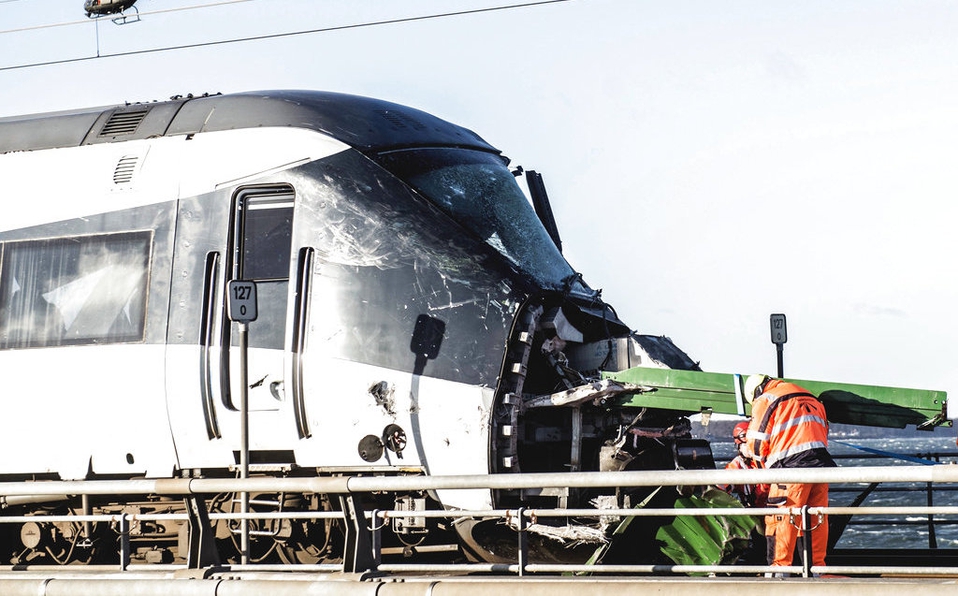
[{"left": 0, "top": 90, "right": 714, "bottom": 566}]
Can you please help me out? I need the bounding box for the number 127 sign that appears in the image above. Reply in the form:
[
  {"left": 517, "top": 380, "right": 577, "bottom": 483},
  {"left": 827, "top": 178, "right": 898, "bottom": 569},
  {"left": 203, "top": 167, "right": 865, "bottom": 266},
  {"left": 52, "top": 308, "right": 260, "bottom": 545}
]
[
  {"left": 769, "top": 313, "right": 787, "bottom": 345},
  {"left": 228, "top": 280, "right": 258, "bottom": 323}
]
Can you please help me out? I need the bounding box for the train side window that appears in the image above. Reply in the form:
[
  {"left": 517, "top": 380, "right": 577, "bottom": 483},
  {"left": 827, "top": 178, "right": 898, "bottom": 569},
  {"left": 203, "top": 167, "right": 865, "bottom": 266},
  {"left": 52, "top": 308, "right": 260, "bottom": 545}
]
[
  {"left": 0, "top": 231, "right": 152, "bottom": 349},
  {"left": 233, "top": 188, "right": 294, "bottom": 351},
  {"left": 240, "top": 197, "right": 293, "bottom": 281}
]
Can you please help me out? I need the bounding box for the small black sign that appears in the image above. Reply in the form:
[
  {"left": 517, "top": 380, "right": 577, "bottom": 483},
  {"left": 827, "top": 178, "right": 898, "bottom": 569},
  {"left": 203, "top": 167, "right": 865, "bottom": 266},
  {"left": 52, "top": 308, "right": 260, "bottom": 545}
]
[
  {"left": 770, "top": 313, "right": 787, "bottom": 345},
  {"left": 228, "top": 280, "right": 258, "bottom": 323}
]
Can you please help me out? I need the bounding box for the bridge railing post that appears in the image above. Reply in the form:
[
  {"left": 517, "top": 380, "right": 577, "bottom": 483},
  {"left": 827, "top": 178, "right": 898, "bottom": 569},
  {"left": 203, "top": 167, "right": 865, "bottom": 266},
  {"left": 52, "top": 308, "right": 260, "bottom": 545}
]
[
  {"left": 517, "top": 507, "right": 528, "bottom": 577},
  {"left": 800, "top": 506, "right": 812, "bottom": 578},
  {"left": 371, "top": 509, "right": 383, "bottom": 567},
  {"left": 118, "top": 513, "right": 130, "bottom": 571},
  {"left": 339, "top": 495, "right": 374, "bottom": 573}
]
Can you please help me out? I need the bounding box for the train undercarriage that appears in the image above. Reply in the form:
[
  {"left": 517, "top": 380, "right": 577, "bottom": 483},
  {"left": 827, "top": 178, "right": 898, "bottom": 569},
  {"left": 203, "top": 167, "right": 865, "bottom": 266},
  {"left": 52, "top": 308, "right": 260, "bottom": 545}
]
[{"left": 0, "top": 483, "right": 463, "bottom": 567}]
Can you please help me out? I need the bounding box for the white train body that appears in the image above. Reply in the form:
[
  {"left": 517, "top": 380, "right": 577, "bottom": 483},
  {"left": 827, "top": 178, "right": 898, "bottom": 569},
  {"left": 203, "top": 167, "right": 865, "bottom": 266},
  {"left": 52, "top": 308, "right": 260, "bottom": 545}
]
[{"left": 0, "top": 91, "right": 700, "bottom": 564}]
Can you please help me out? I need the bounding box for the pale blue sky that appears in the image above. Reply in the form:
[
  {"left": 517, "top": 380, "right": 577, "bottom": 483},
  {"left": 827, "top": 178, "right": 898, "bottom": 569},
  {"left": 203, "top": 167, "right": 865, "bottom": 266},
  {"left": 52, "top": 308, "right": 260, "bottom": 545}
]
[{"left": 2, "top": 0, "right": 957, "bottom": 417}]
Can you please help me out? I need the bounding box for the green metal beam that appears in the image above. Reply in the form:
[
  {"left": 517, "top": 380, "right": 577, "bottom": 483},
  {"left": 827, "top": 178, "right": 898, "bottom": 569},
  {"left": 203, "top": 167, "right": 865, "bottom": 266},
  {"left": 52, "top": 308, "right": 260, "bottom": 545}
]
[{"left": 603, "top": 367, "right": 949, "bottom": 429}]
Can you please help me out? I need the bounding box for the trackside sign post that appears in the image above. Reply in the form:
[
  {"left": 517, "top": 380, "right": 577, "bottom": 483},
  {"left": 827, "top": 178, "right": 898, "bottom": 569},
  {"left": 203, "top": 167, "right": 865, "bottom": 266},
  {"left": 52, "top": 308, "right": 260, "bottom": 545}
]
[
  {"left": 227, "top": 279, "right": 257, "bottom": 564},
  {"left": 770, "top": 313, "right": 786, "bottom": 378}
]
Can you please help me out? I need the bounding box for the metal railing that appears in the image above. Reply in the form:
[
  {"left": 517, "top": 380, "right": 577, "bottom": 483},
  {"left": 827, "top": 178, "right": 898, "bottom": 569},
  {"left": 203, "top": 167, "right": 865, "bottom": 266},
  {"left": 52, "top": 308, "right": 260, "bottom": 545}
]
[{"left": 0, "top": 465, "right": 957, "bottom": 578}]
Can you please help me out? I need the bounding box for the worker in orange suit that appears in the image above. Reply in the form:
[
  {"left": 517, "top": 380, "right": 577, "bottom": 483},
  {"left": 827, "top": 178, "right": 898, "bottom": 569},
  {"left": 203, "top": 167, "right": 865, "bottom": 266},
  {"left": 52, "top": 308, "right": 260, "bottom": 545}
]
[
  {"left": 721, "top": 420, "right": 771, "bottom": 565},
  {"left": 722, "top": 421, "right": 770, "bottom": 507},
  {"left": 744, "top": 374, "right": 835, "bottom": 573}
]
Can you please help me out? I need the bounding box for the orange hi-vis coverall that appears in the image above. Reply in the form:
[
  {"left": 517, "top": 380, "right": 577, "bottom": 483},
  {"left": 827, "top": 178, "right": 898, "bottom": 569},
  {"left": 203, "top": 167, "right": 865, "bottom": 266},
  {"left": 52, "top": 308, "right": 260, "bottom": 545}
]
[{"left": 746, "top": 379, "right": 835, "bottom": 569}]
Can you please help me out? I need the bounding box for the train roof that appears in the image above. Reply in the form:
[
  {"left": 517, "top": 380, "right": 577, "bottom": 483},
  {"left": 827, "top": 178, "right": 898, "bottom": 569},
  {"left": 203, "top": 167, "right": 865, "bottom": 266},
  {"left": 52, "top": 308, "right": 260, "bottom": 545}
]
[{"left": 0, "top": 90, "right": 500, "bottom": 155}]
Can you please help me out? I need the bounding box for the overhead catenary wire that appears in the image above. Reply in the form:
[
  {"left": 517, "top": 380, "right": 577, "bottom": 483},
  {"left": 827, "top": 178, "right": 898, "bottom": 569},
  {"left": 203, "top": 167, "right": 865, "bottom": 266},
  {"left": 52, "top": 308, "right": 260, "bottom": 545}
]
[{"left": 0, "top": 0, "right": 574, "bottom": 72}]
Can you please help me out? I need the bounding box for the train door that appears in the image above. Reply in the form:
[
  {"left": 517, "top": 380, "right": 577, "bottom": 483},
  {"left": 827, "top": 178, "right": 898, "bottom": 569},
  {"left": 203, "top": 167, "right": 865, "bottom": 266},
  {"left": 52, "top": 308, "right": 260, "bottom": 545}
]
[
  {"left": 225, "top": 186, "right": 296, "bottom": 444},
  {"left": 165, "top": 183, "right": 299, "bottom": 469}
]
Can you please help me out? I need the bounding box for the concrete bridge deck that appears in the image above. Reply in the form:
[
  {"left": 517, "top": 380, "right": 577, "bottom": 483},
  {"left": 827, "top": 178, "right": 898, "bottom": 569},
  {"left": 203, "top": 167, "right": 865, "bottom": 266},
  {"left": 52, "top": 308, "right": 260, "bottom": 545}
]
[{"left": 0, "top": 570, "right": 956, "bottom": 596}]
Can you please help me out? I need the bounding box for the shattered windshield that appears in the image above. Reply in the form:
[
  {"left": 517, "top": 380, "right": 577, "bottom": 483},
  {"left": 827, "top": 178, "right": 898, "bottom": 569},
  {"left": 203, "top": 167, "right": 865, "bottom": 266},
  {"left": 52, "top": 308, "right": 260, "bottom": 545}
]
[{"left": 376, "top": 148, "right": 588, "bottom": 294}]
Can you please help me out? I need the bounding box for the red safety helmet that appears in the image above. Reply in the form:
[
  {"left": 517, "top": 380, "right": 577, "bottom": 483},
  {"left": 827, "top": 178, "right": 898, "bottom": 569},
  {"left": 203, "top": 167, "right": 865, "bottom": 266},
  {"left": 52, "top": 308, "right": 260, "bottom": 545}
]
[{"left": 732, "top": 422, "right": 749, "bottom": 445}]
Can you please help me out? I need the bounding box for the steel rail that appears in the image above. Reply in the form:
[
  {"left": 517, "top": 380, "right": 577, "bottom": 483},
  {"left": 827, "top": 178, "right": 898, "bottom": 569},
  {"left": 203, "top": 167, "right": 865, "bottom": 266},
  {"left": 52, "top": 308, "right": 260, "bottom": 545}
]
[
  {"left": 1, "top": 503, "right": 955, "bottom": 526},
  {"left": 0, "top": 464, "right": 956, "bottom": 498}
]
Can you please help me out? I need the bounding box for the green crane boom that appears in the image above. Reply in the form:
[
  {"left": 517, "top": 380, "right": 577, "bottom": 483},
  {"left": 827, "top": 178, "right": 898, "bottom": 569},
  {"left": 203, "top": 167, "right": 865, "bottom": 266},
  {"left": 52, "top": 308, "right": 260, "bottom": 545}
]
[{"left": 603, "top": 366, "right": 949, "bottom": 429}]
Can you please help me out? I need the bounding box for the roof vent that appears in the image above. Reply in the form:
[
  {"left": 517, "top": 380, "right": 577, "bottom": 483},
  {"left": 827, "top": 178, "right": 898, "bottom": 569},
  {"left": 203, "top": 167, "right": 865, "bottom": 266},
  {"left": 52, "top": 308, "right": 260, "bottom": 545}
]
[
  {"left": 113, "top": 155, "right": 139, "bottom": 184},
  {"left": 100, "top": 109, "right": 149, "bottom": 137}
]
